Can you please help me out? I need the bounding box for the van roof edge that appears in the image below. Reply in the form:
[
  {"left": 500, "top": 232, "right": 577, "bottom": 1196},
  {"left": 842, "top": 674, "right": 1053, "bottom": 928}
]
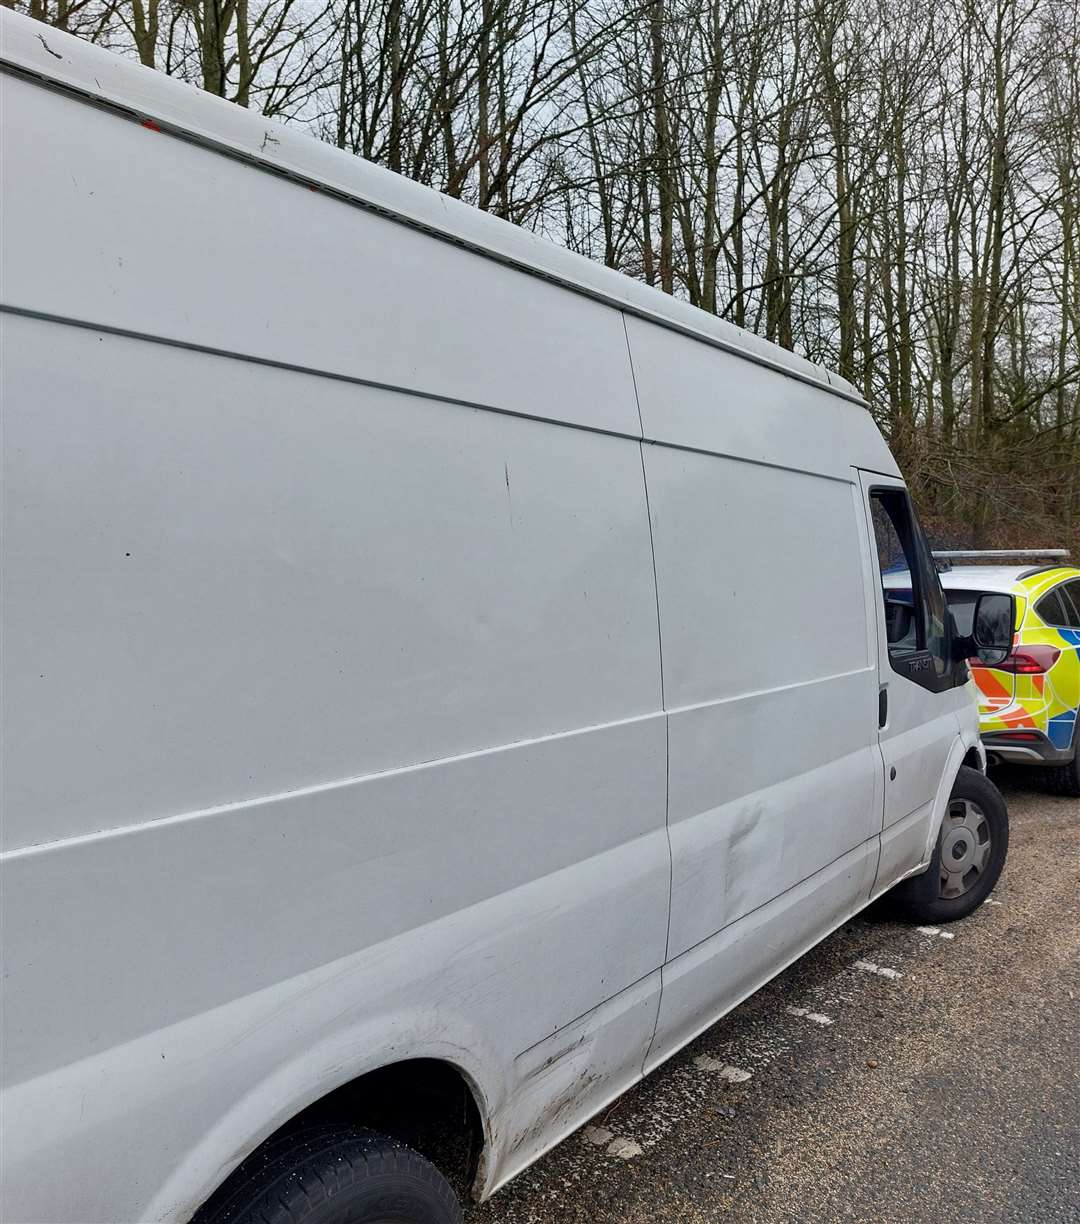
[{"left": 0, "top": 9, "right": 870, "bottom": 412}]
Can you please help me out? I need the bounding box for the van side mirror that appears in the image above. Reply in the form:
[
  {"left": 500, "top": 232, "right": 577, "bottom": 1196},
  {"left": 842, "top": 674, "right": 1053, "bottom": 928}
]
[{"left": 957, "top": 592, "right": 1014, "bottom": 666}]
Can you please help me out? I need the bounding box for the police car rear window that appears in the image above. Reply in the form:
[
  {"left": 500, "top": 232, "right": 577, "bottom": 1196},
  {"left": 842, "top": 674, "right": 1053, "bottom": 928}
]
[{"left": 1036, "top": 588, "right": 1071, "bottom": 628}]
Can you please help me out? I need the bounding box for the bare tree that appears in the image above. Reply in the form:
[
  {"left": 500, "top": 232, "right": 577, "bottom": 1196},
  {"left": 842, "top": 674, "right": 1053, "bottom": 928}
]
[{"left": 14, "top": 0, "right": 1080, "bottom": 550}]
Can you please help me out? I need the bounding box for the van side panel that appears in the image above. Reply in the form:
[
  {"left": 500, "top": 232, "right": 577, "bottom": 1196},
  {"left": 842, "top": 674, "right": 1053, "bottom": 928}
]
[
  {"left": 637, "top": 433, "right": 881, "bottom": 1062},
  {"left": 0, "top": 73, "right": 641, "bottom": 439},
  {"left": 625, "top": 315, "right": 899, "bottom": 479},
  {"left": 0, "top": 316, "right": 668, "bottom": 1221},
  {"left": 2, "top": 321, "right": 662, "bottom": 851},
  {"left": 641, "top": 444, "right": 879, "bottom": 952}
]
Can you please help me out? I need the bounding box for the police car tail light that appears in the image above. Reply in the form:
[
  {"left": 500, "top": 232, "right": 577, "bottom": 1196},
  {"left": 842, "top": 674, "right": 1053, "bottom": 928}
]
[{"left": 995, "top": 645, "right": 1061, "bottom": 674}]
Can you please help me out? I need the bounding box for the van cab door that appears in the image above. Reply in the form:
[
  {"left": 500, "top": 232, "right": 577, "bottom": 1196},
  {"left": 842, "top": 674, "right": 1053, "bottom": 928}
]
[{"left": 857, "top": 472, "right": 963, "bottom": 890}]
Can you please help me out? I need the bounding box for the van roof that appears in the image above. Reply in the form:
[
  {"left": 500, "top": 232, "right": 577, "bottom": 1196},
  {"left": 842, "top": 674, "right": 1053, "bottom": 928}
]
[{"left": 1, "top": 10, "right": 865, "bottom": 411}]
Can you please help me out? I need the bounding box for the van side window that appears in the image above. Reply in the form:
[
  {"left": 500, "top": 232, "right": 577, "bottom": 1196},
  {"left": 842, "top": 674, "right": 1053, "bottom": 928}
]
[
  {"left": 868, "top": 489, "right": 952, "bottom": 689},
  {"left": 871, "top": 500, "right": 919, "bottom": 654}
]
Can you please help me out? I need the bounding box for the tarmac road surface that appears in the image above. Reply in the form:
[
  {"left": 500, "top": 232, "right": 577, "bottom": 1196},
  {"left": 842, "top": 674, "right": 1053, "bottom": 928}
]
[{"left": 466, "top": 772, "right": 1079, "bottom": 1224}]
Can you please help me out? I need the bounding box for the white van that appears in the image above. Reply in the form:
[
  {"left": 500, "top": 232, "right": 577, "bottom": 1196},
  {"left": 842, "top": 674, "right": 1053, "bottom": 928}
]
[{"left": 0, "top": 13, "right": 1015, "bottom": 1224}]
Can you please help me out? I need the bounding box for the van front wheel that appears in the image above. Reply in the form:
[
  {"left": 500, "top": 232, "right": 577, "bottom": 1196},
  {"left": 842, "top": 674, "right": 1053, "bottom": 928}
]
[
  {"left": 196, "top": 1125, "right": 463, "bottom": 1224},
  {"left": 895, "top": 766, "right": 1008, "bottom": 923}
]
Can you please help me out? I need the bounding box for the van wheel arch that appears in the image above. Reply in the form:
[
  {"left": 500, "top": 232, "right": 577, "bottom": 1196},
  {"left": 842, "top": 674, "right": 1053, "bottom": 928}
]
[
  {"left": 191, "top": 1058, "right": 488, "bottom": 1221},
  {"left": 961, "top": 745, "right": 984, "bottom": 773},
  {"left": 895, "top": 765, "right": 1008, "bottom": 923}
]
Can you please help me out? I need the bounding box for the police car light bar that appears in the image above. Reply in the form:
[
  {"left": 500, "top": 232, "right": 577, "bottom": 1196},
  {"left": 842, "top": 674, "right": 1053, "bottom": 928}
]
[{"left": 931, "top": 549, "right": 1071, "bottom": 561}]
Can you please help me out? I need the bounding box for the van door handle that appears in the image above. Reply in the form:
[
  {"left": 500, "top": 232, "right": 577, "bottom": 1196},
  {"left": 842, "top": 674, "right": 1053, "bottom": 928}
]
[{"left": 878, "top": 687, "right": 888, "bottom": 728}]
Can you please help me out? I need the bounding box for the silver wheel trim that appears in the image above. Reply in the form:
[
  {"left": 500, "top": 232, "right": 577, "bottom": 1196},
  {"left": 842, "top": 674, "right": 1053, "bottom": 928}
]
[{"left": 939, "top": 798, "right": 992, "bottom": 899}]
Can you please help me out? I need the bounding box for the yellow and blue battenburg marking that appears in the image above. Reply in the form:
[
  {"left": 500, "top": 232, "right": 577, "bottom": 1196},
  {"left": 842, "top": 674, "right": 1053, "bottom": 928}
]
[{"left": 969, "top": 567, "right": 1080, "bottom": 749}]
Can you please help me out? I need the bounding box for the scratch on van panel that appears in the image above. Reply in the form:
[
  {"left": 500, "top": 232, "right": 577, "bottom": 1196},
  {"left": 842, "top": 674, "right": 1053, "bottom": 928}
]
[
  {"left": 260, "top": 130, "right": 280, "bottom": 151},
  {"left": 37, "top": 33, "right": 63, "bottom": 58},
  {"left": 729, "top": 801, "right": 765, "bottom": 855},
  {"left": 722, "top": 799, "right": 764, "bottom": 901},
  {"left": 509, "top": 1067, "right": 600, "bottom": 1158},
  {"left": 504, "top": 462, "right": 514, "bottom": 527},
  {"left": 518, "top": 1033, "right": 588, "bottom": 1086}
]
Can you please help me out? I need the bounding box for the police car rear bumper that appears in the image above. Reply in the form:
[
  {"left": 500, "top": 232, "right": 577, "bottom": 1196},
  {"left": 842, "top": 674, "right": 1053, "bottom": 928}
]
[{"left": 981, "top": 729, "right": 1074, "bottom": 766}]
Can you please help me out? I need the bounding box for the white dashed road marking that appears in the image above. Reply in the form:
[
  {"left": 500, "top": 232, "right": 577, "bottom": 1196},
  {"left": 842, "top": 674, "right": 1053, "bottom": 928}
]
[
  {"left": 854, "top": 960, "right": 903, "bottom": 979},
  {"left": 786, "top": 1006, "right": 834, "bottom": 1026},
  {"left": 693, "top": 1055, "right": 752, "bottom": 1081},
  {"left": 579, "top": 929, "right": 925, "bottom": 1175},
  {"left": 606, "top": 1137, "right": 643, "bottom": 1160},
  {"left": 916, "top": 926, "right": 956, "bottom": 940},
  {"left": 582, "top": 1126, "right": 643, "bottom": 1161}
]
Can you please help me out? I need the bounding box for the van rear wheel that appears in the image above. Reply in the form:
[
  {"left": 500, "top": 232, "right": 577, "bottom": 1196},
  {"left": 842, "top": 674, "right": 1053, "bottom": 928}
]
[
  {"left": 894, "top": 766, "right": 1008, "bottom": 923},
  {"left": 196, "top": 1124, "right": 463, "bottom": 1224}
]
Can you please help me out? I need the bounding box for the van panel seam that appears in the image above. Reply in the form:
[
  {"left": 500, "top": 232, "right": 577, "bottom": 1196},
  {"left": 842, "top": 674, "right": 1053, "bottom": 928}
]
[
  {"left": 623, "top": 311, "right": 672, "bottom": 1066},
  {"left": 1, "top": 305, "right": 861, "bottom": 484},
  {"left": 0, "top": 708, "right": 668, "bottom": 861}
]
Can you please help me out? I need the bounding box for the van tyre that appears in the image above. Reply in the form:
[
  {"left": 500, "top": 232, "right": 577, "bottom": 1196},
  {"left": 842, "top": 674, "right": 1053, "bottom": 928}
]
[
  {"left": 894, "top": 766, "right": 1008, "bottom": 924},
  {"left": 196, "top": 1124, "right": 463, "bottom": 1224}
]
